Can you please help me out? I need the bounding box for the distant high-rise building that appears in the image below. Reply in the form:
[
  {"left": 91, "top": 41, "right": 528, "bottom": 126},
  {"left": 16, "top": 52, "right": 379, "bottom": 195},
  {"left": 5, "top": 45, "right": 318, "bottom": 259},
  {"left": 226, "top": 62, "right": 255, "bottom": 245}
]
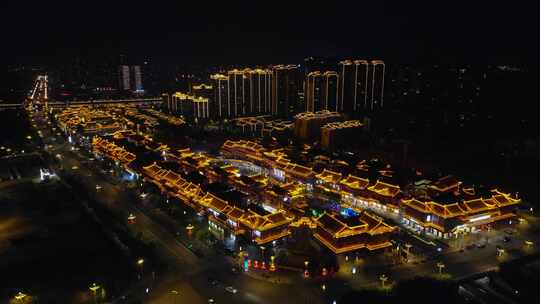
[
  {"left": 369, "top": 60, "right": 385, "bottom": 110},
  {"left": 210, "top": 73, "right": 230, "bottom": 118},
  {"left": 339, "top": 60, "right": 369, "bottom": 113},
  {"left": 131, "top": 65, "right": 143, "bottom": 92},
  {"left": 306, "top": 71, "right": 339, "bottom": 112},
  {"left": 118, "top": 65, "right": 144, "bottom": 92},
  {"left": 306, "top": 71, "right": 323, "bottom": 112},
  {"left": 272, "top": 65, "right": 302, "bottom": 118},
  {"left": 338, "top": 59, "right": 384, "bottom": 114},
  {"left": 170, "top": 92, "right": 210, "bottom": 120},
  {"left": 322, "top": 71, "right": 339, "bottom": 112},
  {"left": 119, "top": 65, "right": 130, "bottom": 91},
  {"left": 246, "top": 68, "right": 272, "bottom": 115},
  {"left": 228, "top": 69, "right": 248, "bottom": 117},
  {"left": 210, "top": 68, "right": 272, "bottom": 118}
]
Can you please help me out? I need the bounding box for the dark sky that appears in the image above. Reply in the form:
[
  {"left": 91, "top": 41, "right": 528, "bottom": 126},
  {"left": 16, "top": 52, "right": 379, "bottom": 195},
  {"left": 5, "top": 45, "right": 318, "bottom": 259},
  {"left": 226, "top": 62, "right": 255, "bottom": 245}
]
[{"left": 2, "top": 1, "right": 538, "bottom": 65}]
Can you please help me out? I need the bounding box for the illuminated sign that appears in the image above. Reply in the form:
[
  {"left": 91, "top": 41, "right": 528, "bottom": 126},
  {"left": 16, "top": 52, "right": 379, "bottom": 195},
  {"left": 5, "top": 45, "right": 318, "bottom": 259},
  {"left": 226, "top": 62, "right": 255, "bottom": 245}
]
[
  {"left": 272, "top": 168, "right": 285, "bottom": 181},
  {"left": 262, "top": 204, "right": 277, "bottom": 213},
  {"left": 469, "top": 214, "right": 491, "bottom": 222}
]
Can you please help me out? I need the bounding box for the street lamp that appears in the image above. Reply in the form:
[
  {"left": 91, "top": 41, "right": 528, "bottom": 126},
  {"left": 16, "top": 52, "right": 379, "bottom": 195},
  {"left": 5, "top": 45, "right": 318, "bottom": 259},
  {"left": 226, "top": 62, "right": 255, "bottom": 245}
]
[
  {"left": 304, "top": 260, "right": 310, "bottom": 278},
  {"left": 186, "top": 224, "right": 194, "bottom": 237},
  {"left": 137, "top": 258, "right": 145, "bottom": 278},
  {"left": 89, "top": 283, "right": 100, "bottom": 304},
  {"left": 402, "top": 243, "right": 413, "bottom": 263},
  {"left": 14, "top": 292, "right": 27, "bottom": 304},
  {"left": 270, "top": 255, "right": 276, "bottom": 271},
  {"left": 170, "top": 290, "right": 179, "bottom": 304},
  {"left": 436, "top": 262, "right": 446, "bottom": 275},
  {"left": 379, "top": 274, "right": 388, "bottom": 288}
]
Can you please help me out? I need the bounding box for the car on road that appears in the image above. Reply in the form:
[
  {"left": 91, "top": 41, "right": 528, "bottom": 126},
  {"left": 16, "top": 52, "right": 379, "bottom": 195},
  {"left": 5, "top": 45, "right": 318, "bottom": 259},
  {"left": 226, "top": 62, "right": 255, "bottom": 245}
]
[
  {"left": 503, "top": 236, "right": 511, "bottom": 243},
  {"left": 225, "top": 286, "right": 237, "bottom": 294},
  {"left": 71, "top": 166, "right": 79, "bottom": 170},
  {"left": 208, "top": 299, "right": 215, "bottom": 303}
]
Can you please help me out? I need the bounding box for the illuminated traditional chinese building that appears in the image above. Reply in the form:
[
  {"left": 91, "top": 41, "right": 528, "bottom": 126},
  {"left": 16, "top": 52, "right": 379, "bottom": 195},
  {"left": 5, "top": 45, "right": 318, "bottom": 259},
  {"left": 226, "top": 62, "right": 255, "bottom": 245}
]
[
  {"left": 315, "top": 169, "right": 343, "bottom": 194},
  {"left": 401, "top": 181, "right": 521, "bottom": 238},
  {"left": 313, "top": 211, "right": 395, "bottom": 254}
]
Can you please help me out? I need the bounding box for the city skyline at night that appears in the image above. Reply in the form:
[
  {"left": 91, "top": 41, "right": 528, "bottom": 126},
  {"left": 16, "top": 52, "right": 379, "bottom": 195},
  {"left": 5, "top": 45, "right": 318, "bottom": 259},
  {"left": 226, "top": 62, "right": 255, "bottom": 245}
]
[{"left": 1, "top": 1, "right": 539, "bottom": 304}]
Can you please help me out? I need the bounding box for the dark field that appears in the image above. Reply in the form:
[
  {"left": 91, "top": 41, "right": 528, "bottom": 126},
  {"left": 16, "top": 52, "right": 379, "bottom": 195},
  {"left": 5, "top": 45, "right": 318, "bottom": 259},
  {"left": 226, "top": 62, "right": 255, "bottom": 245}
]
[{"left": 0, "top": 181, "right": 135, "bottom": 303}]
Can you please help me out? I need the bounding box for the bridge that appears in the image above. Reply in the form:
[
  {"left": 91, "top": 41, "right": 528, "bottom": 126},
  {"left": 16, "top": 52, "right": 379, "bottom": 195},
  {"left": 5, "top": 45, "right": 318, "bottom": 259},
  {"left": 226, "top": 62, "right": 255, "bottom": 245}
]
[
  {"left": 1, "top": 98, "right": 163, "bottom": 110},
  {"left": 1, "top": 73, "right": 162, "bottom": 110}
]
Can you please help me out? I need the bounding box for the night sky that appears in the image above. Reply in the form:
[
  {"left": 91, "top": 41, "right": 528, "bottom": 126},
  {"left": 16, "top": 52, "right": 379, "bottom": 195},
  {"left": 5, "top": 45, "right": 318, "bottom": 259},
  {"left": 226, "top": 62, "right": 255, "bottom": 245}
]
[{"left": 2, "top": 1, "right": 538, "bottom": 65}]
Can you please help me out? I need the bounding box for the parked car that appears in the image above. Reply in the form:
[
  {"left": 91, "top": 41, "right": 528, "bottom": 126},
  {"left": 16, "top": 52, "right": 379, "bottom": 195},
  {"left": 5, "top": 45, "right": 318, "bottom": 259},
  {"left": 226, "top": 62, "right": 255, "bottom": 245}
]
[
  {"left": 225, "top": 286, "right": 237, "bottom": 294},
  {"left": 504, "top": 229, "right": 514, "bottom": 235}
]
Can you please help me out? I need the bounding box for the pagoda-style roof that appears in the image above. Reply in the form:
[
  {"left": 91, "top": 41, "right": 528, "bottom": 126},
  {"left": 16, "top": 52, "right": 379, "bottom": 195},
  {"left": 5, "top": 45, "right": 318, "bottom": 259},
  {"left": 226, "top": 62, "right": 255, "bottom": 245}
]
[
  {"left": 402, "top": 197, "right": 467, "bottom": 218},
  {"left": 280, "top": 182, "right": 304, "bottom": 197},
  {"left": 316, "top": 169, "right": 343, "bottom": 184},
  {"left": 340, "top": 174, "right": 369, "bottom": 190},
  {"left": 367, "top": 181, "right": 401, "bottom": 197},
  {"left": 178, "top": 148, "right": 194, "bottom": 158},
  {"left": 428, "top": 202, "right": 466, "bottom": 218},
  {"left": 240, "top": 210, "right": 292, "bottom": 232},
  {"left": 142, "top": 163, "right": 165, "bottom": 178},
  {"left": 199, "top": 193, "right": 229, "bottom": 213},
  {"left": 222, "top": 139, "right": 264, "bottom": 154},
  {"left": 430, "top": 175, "right": 461, "bottom": 193},
  {"left": 315, "top": 211, "right": 394, "bottom": 238},
  {"left": 490, "top": 189, "right": 520, "bottom": 207},
  {"left": 460, "top": 198, "right": 496, "bottom": 213},
  {"left": 227, "top": 207, "right": 245, "bottom": 221},
  {"left": 162, "top": 170, "right": 182, "bottom": 184},
  {"left": 401, "top": 198, "right": 431, "bottom": 213},
  {"left": 279, "top": 162, "right": 313, "bottom": 177},
  {"left": 92, "top": 136, "right": 136, "bottom": 165}
]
